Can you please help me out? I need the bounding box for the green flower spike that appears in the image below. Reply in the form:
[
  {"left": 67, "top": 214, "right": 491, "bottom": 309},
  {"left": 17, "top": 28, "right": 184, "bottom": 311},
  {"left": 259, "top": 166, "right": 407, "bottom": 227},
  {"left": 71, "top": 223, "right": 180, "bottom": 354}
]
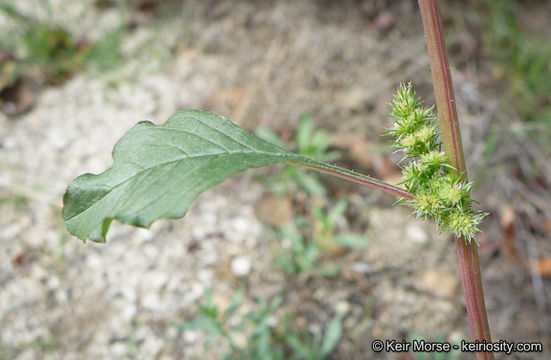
[{"left": 387, "top": 83, "right": 487, "bottom": 244}]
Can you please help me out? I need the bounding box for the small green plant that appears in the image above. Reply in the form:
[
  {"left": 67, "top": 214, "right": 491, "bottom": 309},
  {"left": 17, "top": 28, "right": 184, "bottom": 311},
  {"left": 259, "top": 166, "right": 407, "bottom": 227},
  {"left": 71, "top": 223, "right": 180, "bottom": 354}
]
[
  {"left": 273, "top": 199, "right": 368, "bottom": 277},
  {"left": 172, "top": 290, "right": 245, "bottom": 353},
  {"left": 0, "top": 2, "right": 122, "bottom": 85},
  {"left": 475, "top": 0, "right": 551, "bottom": 127},
  {"left": 257, "top": 119, "right": 366, "bottom": 277},
  {"left": 172, "top": 290, "right": 342, "bottom": 360},
  {"left": 409, "top": 332, "right": 462, "bottom": 360},
  {"left": 274, "top": 221, "right": 338, "bottom": 277},
  {"left": 256, "top": 114, "right": 340, "bottom": 197},
  {"left": 62, "top": 0, "right": 494, "bottom": 358},
  {"left": 311, "top": 199, "right": 369, "bottom": 250},
  {"left": 283, "top": 314, "right": 342, "bottom": 360}
]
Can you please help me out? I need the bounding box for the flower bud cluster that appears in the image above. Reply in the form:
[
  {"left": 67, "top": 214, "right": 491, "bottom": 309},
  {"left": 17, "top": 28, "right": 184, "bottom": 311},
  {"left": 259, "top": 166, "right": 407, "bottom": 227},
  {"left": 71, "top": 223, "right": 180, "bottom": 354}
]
[{"left": 387, "top": 83, "right": 487, "bottom": 243}]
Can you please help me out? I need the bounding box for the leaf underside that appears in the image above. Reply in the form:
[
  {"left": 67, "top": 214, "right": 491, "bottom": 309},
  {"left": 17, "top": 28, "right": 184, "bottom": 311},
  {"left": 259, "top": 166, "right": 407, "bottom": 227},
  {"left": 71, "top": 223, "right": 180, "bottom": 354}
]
[{"left": 63, "top": 110, "right": 405, "bottom": 243}]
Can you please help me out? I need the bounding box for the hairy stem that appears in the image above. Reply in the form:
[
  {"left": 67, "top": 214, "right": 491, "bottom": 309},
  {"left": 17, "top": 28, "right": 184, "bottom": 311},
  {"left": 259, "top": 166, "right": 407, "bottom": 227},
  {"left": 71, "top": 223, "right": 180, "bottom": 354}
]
[
  {"left": 291, "top": 161, "right": 414, "bottom": 200},
  {"left": 418, "top": 1, "right": 493, "bottom": 358}
]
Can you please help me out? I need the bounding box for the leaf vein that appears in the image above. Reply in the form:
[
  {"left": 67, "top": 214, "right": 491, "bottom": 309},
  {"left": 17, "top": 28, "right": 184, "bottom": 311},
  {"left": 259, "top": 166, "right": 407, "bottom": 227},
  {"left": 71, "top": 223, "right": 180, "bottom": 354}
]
[
  {"left": 191, "top": 114, "right": 256, "bottom": 151},
  {"left": 65, "top": 152, "right": 292, "bottom": 222},
  {"left": 138, "top": 156, "right": 219, "bottom": 216}
]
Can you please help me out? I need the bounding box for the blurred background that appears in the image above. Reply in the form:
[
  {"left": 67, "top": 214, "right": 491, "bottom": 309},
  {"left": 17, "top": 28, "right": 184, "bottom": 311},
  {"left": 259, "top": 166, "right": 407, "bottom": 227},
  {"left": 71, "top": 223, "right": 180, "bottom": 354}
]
[{"left": 1, "top": 0, "right": 550, "bottom": 359}]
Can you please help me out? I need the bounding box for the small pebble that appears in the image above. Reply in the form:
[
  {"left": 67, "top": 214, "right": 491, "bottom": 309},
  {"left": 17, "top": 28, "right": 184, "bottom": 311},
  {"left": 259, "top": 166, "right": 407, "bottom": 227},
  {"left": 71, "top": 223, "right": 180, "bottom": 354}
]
[
  {"left": 230, "top": 256, "right": 252, "bottom": 277},
  {"left": 408, "top": 225, "right": 428, "bottom": 243}
]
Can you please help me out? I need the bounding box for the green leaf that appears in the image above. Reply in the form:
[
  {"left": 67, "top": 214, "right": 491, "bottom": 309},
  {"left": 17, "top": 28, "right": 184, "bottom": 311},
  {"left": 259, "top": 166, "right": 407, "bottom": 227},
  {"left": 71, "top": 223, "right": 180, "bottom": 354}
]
[
  {"left": 254, "top": 127, "right": 287, "bottom": 149},
  {"left": 296, "top": 172, "right": 326, "bottom": 197},
  {"left": 326, "top": 199, "right": 349, "bottom": 226},
  {"left": 297, "top": 114, "right": 313, "bottom": 155},
  {"left": 285, "top": 334, "right": 314, "bottom": 359},
  {"left": 85, "top": 28, "right": 123, "bottom": 71},
  {"left": 63, "top": 110, "right": 409, "bottom": 243},
  {"left": 334, "top": 233, "right": 370, "bottom": 249},
  {"left": 222, "top": 290, "right": 244, "bottom": 321},
  {"left": 0, "top": 3, "right": 29, "bottom": 25},
  {"left": 320, "top": 315, "right": 342, "bottom": 358}
]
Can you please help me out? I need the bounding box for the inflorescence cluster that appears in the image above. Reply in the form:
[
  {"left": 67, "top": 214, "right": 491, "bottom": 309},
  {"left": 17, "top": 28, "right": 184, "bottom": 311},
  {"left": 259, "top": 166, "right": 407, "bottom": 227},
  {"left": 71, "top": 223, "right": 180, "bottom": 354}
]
[{"left": 387, "top": 83, "right": 487, "bottom": 244}]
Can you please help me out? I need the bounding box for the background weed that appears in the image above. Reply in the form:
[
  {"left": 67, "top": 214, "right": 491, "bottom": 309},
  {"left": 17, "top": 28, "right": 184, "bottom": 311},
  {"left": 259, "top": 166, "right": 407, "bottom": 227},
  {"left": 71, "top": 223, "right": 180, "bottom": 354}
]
[
  {"left": 272, "top": 199, "right": 368, "bottom": 277},
  {"left": 0, "top": 2, "right": 122, "bottom": 87},
  {"left": 409, "top": 332, "right": 462, "bottom": 360},
  {"left": 256, "top": 114, "right": 341, "bottom": 197},
  {"left": 172, "top": 290, "right": 342, "bottom": 360},
  {"left": 476, "top": 0, "right": 551, "bottom": 128}
]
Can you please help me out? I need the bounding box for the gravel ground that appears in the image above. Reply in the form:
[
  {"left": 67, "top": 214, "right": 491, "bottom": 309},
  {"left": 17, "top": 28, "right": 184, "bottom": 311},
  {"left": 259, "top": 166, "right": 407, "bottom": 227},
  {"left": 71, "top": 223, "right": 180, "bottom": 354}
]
[{"left": 1, "top": 1, "right": 550, "bottom": 359}]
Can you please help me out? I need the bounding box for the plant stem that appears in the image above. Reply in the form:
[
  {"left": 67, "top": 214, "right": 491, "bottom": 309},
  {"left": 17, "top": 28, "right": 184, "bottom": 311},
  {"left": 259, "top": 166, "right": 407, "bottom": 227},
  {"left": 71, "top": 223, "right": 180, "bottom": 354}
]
[
  {"left": 293, "top": 161, "right": 414, "bottom": 200},
  {"left": 418, "top": 1, "right": 493, "bottom": 359}
]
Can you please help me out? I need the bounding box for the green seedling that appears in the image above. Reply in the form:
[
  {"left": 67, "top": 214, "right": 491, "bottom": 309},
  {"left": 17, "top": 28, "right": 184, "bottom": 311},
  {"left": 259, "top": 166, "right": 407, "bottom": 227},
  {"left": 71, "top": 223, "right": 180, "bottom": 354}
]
[
  {"left": 62, "top": 0, "right": 494, "bottom": 358},
  {"left": 311, "top": 199, "right": 369, "bottom": 250},
  {"left": 273, "top": 220, "right": 338, "bottom": 277},
  {"left": 256, "top": 114, "right": 340, "bottom": 197},
  {"left": 477, "top": 0, "right": 551, "bottom": 127},
  {"left": 172, "top": 291, "right": 341, "bottom": 360},
  {"left": 239, "top": 296, "right": 286, "bottom": 360},
  {"left": 172, "top": 289, "right": 244, "bottom": 352},
  {"left": 282, "top": 313, "right": 342, "bottom": 360},
  {"left": 0, "top": 2, "right": 122, "bottom": 85},
  {"left": 273, "top": 199, "right": 368, "bottom": 277},
  {"left": 409, "top": 332, "right": 462, "bottom": 360}
]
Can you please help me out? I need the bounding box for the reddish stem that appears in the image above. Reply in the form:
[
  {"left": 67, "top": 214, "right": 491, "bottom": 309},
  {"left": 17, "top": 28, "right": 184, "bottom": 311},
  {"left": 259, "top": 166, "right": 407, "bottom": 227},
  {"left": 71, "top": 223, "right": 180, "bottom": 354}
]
[
  {"left": 418, "top": 1, "right": 493, "bottom": 359},
  {"left": 418, "top": 0, "right": 466, "bottom": 176},
  {"left": 293, "top": 162, "right": 414, "bottom": 200}
]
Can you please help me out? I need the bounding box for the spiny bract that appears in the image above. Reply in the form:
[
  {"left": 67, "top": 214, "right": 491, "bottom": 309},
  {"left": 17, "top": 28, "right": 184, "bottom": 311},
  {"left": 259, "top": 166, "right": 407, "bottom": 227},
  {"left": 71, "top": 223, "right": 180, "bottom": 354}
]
[{"left": 387, "top": 83, "right": 487, "bottom": 244}]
